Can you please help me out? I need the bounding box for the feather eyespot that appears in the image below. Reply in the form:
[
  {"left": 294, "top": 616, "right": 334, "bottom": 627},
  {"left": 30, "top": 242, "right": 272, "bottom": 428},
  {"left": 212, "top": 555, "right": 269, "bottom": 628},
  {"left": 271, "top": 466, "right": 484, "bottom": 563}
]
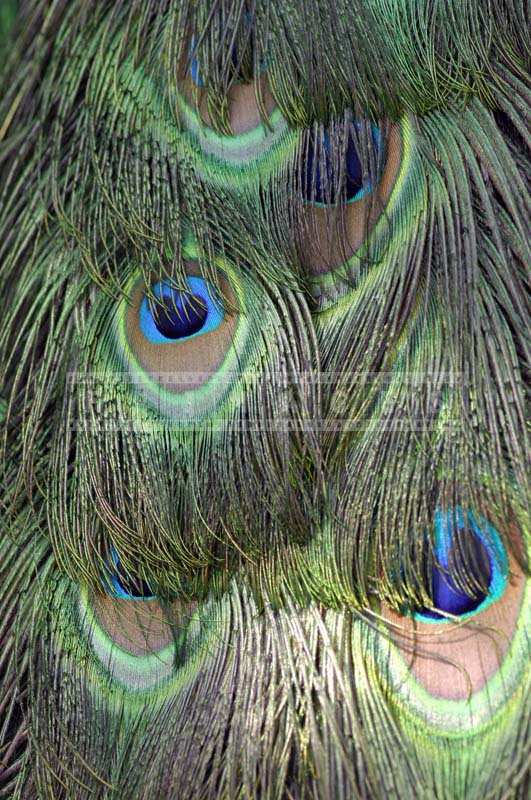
[
  {"left": 297, "top": 118, "right": 405, "bottom": 278},
  {"left": 179, "top": 17, "right": 278, "bottom": 144},
  {"left": 411, "top": 508, "right": 509, "bottom": 623},
  {"left": 384, "top": 513, "right": 526, "bottom": 705},
  {"left": 140, "top": 278, "right": 223, "bottom": 344},
  {"left": 104, "top": 547, "right": 156, "bottom": 601},
  {"left": 302, "top": 121, "right": 382, "bottom": 206},
  {"left": 121, "top": 263, "right": 240, "bottom": 398}
]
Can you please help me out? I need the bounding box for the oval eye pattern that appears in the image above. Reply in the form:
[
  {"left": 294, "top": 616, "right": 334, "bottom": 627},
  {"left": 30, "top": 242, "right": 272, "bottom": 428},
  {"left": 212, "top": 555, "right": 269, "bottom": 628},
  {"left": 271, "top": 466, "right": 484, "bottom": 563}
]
[
  {"left": 140, "top": 278, "right": 223, "bottom": 344},
  {"left": 121, "top": 264, "right": 240, "bottom": 398},
  {"left": 302, "top": 121, "right": 382, "bottom": 206},
  {"left": 104, "top": 547, "right": 156, "bottom": 601},
  {"left": 413, "top": 507, "right": 508, "bottom": 623}
]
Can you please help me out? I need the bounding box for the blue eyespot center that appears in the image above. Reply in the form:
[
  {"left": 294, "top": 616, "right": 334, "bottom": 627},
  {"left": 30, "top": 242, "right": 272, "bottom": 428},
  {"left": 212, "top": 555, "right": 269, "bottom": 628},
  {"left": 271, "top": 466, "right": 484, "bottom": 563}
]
[
  {"left": 303, "top": 121, "right": 382, "bottom": 206},
  {"left": 139, "top": 277, "right": 224, "bottom": 344},
  {"left": 151, "top": 287, "right": 207, "bottom": 340},
  {"left": 413, "top": 507, "right": 509, "bottom": 623},
  {"left": 420, "top": 535, "right": 491, "bottom": 620},
  {"left": 105, "top": 548, "right": 155, "bottom": 601}
]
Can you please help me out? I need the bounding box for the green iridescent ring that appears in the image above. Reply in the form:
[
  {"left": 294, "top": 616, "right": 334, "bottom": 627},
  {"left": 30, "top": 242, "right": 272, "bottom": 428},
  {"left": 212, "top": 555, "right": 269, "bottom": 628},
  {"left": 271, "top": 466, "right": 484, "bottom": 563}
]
[
  {"left": 167, "top": 82, "right": 300, "bottom": 193},
  {"left": 88, "top": 43, "right": 300, "bottom": 197},
  {"left": 76, "top": 583, "right": 225, "bottom": 699},
  {"left": 311, "top": 114, "right": 424, "bottom": 307},
  {"left": 105, "top": 243, "right": 262, "bottom": 425},
  {"left": 174, "top": 90, "right": 296, "bottom": 168},
  {"left": 382, "top": 577, "right": 530, "bottom": 733},
  {"left": 378, "top": 527, "right": 531, "bottom": 734}
]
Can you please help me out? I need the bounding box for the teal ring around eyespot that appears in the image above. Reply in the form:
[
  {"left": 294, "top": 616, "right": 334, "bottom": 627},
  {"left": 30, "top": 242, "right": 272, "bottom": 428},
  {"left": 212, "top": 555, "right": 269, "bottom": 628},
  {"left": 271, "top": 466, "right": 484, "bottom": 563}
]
[
  {"left": 378, "top": 573, "right": 530, "bottom": 734},
  {"left": 139, "top": 277, "right": 224, "bottom": 344},
  {"left": 104, "top": 546, "right": 156, "bottom": 601},
  {"left": 413, "top": 508, "right": 509, "bottom": 625},
  {"left": 107, "top": 243, "right": 266, "bottom": 425},
  {"left": 375, "top": 505, "right": 530, "bottom": 734},
  {"left": 305, "top": 122, "right": 383, "bottom": 209}
]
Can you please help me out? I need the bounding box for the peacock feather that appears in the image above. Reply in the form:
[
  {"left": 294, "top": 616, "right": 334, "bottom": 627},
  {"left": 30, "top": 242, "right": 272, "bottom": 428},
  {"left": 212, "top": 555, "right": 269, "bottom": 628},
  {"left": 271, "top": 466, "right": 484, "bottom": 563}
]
[{"left": 0, "top": 1, "right": 529, "bottom": 798}]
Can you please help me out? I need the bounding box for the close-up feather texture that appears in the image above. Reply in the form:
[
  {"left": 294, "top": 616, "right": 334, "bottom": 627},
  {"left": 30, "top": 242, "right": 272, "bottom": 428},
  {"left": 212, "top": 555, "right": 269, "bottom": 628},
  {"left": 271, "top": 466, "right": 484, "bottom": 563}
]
[{"left": 0, "top": 1, "right": 529, "bottom": 798}]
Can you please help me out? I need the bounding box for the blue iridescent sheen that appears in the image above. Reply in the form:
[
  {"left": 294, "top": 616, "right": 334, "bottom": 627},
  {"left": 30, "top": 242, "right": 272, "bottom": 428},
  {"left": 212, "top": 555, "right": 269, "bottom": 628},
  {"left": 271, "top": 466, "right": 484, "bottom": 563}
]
[
  {"left": 105, "top": 547, "right": 155, "bottom": 601},
  {"left": 189, "top": 36, "right": 204, "bottom": 88},
  {"left": 139, "top": 277, "right": 223, "bottom": 344},
  {"left": 414, "top": 507, "right": 509, "bottom": 623},
  {"left": 303, "top": 121, "right": 382, "bottom": 205}
]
